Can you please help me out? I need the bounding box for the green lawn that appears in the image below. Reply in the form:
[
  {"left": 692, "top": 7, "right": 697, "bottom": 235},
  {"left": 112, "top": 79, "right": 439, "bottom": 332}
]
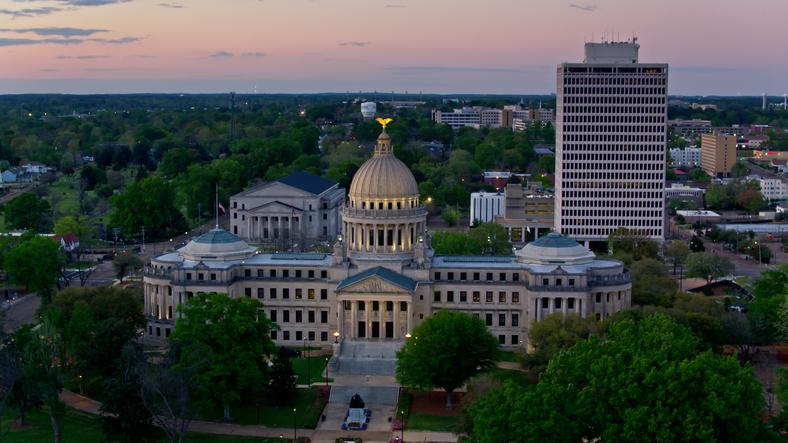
[
  {"left": 2, "top": 406, "right": 292, "bottom": 443},
  {"left": 487, "top": 367, "right": 535, "bottom": 386},
  {"left": 200, "top": 387, "right": 320, "bottom": 428},
  {"left": 290, "top": 355, "right": 331, "bottom": 384},
  {"left": 405, "top": 411, "right": 460, "bottom": 432},
  {"left": 496, "top": 350, "right": 520, "bottom": 363}
]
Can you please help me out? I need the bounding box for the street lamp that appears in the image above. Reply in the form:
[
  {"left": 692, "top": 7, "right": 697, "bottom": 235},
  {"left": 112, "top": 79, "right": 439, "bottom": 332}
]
[
  {"left": 78, "top": 375, "right": 83, "bottom": 395},
  {"left": 333, "top": 331, "right": 339, "bottom": 343},
  {"left": 400, "top": 410, "right": 405, "bottom": 442},
  {"left": 293, "top": 408, "right": 297, "bottom": 441}
]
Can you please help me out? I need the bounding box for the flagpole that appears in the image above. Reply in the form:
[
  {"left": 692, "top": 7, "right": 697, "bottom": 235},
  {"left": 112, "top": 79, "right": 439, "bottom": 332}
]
[{"left": 215, "top": 183, "right": 219, "bottom": 229}]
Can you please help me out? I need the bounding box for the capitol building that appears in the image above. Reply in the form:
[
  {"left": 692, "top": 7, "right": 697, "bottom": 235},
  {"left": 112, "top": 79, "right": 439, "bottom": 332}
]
[{"left": 142, "top": 128, "right": 633, "bottom": 349}]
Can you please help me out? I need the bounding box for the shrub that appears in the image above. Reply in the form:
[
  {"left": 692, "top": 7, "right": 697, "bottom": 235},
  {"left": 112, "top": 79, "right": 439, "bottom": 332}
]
[
  {"left": 392, "top": 389, "right": 412, "bottom": 430},
  {"left": 96, "top": 184, "right": 114, "bottom": 199}
]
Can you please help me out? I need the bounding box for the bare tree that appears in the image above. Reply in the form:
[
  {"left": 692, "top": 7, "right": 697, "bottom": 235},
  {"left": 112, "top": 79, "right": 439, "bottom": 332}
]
[
  {"left": 722, "top": 312, "right": 771, "bottom": 365},
  {"left": 139, "top": 347, "right": 206, "bottom": 443},
  {"left": 755, "top": 352, "right": 779, "bottom": 416}
]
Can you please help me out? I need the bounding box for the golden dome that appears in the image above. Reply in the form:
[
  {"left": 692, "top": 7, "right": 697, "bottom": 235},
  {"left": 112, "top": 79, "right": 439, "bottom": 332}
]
[{"left": 348, "top": 129, "right": 419, "bottom": 200}]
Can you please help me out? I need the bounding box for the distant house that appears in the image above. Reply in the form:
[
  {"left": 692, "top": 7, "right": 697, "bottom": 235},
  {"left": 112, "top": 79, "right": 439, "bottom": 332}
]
[
  {"left": 1, "top": 167, "right": 34, "bottom": 183},
  {"left": 23, "top": 161, "right": 46, "bottom": 176},
  {"left": 533, "top": 144, "right": 554, "bottom": 158}
]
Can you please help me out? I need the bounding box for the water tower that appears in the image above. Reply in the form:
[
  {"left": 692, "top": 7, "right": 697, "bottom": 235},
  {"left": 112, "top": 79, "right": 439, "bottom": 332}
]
[{"left": 360, "top": 102, "right": 376, "bottom": 119}]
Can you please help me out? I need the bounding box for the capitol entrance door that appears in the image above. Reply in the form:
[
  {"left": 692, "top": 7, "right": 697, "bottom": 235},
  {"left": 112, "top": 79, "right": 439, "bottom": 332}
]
[
  {"left": 385, "top": 322, "right": 393, "bottom": 338},
  {"left": 371, "top": 322, "right": 380, "bottom": 338},
  {"left": 358, "top": 321, "right": 366, "bottom": 338}
]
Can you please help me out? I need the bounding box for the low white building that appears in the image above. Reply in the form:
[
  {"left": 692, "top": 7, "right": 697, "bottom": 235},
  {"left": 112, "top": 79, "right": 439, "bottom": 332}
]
[
  {"left": 669, "top": 147, "right": 701, "bottom": 167},
  {"left": 759, "top": 177, "right": 788, "bottom": 200},
  {"left": 431, "top": 108, "right": 481, "bottom": 129},
  {"left": 470, "top": 190, "right": 504, "bottom": 225},
  {"left": 665, "top": 183, "right": 703, "bottom": 199}
]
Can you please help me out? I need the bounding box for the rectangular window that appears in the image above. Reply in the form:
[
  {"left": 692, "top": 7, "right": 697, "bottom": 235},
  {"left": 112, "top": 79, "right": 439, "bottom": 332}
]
[
  {"left": 283, "top": 311, "right": 290, "bottom": 322},
  {"left": 296, "top": 331, "right": 303, "bottom": 341},
  {"left": 460, "top": 291, "right": 467, "bottom": 303},
  {"left": 556, "top": 278, "right": 562, "bottom": 286},
  {"left": 387, "top": 301, "right": 393, "bottom": 311},
  {"left": 434, "top": 272, "right": 441, "bottom": 280},
  {"left": 244, "top": 270, "right": 251, "bottom": 277},
  {"left": 244, "top": 288, "right": 251, "bottom": 298},
  {"left": 321, "top": 331, "right": 328, "bottom": 342},
  {"left": 569, "top": 279, "right": 576, "bottom": 286},
  {"left": 270, "top": 310, "right": 277, "bottom": 322},
  {"left": 321, "top": 289, "right": 328, "bottom": 300},
  {"left": 499, "top": 314, "right": 506, "bottom": 326},
  {"left": 447, "top": 272, "right": 454, "bottom": 280},
  {"left": 447, "top": 291, "right": 454, "bottom": 302},
  {"left": 321, "top": 311, "right": 328, "bottom": 323},
  {"left": 344, "top": 300, "right": 351, "bottom": 310},
  {"left": 568, "top": 299, "right": 575, "bottom": 309},
  {"left": 499, "top": 292, "right": 506, "bottom": 303},
  {"left": 308, "top": 311, "right": 315, "bottom": 323},
  {"left": 258, "top": 269, "right": 264, "bottom": 277},
  {"left": 308, "top": 331, "right": 315, "bottom": 341},
  {"left": 283, "top": 288, "right": 290, "bottom": 299},
  {"left": 473, "top": 292, "right": 480, "bottom": 303},
  {"left": 473, "top": 272, "right": 480, "bottom": 281},
  {"left": 499, "top": 273, "right": 506, "bottom": 281},
  {"left": 485, "top": 292, "right": 493, "bottom": 303},
  {"left": 308, "top": 270, "right": 314, "bottom": 279},
  {"left": 511, "top": 335, "right": 518, "bottom": 345},
  {"left": 211, "top": 273, "right": 217, "bottom": 280},
  {"left": 460, "top": 272, "right": 467, "bottom": 281},
  {"left": 296, "top": 270, "right": 302, "bottom": 278},
  {"left": 543, "top": 278, "right": 549, "bottom": 285},
  {"left": 283, "top": 331, "right": 290, "bottom": 340},
  {"left": 485, "top": 313, "right": 493, "bottom": 326},
  {"left": 512, "top": 292, "right": 519, "bottom": 303},
  {"left": 271, "top": 330, "right": 278, "bottom": 340},
  {"left": 542, "top": 298, "right": 549, "bottom": 309},
  {"left": 295, "top": 289, "right": 302, "bottom": 299},
  {"left": 308, "top": 289, "right": 315, "bottom": 299},
  {"left": 486, "top": 273, "right": 493, "bottom": 281},
  {"left": 513, "top": 273, "right": 520, "bottom": 281},
  {"left": 373, "top": 301, "right": 379, "bottom": 311},
  {"left": 321, "top": 270, "right": 327, "bottom": 278},
  {"left": 512, "top": 314, "right": 519, "bottom": 327},
  {"left": 270, "top": 269, "right": 276, "bottom": 277},
  {"left": 198, "top": 273, "right": 204, "bottom": 281},
  {"left": 498, "top": 335, "right": 505, "bottom": 345},
  {"left": 434, "top": 291, "right": 441, "bottom": 302},
  {"left": 283, "top": 270, "right": 289, "bottom": 278},
  {"left": 257, "top": 288, "right": 264, "bottom": 299},
  {"left": 295, "top": 311, "right": 302, "bottom": 323},
  {"left": 186, "top": 273, "right": 192, "bottom": 280},
  {"left": 270, "top": 288, "right": 277, "bottom": 299}
]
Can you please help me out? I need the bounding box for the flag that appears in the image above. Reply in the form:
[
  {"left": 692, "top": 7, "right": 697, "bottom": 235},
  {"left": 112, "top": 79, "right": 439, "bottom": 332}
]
[
  {"left": 292, "top": 203, "right": 296, "bottom": 216},
  {"left": 526, "top": 227, "right": 531, "bottom": 233},
  {"left": 218, "top": 203, "right": 226, "bottom": 213}
]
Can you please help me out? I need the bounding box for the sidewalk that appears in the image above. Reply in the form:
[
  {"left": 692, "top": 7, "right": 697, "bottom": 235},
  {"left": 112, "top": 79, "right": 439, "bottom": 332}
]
[{"left": 59, "top": 389, "right": 459, "bottom": 443}]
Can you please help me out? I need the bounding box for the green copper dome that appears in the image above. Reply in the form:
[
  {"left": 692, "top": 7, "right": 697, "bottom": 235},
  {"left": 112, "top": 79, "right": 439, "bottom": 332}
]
[
  {"left": 193, "top": 229, "right": 245, "bottom": 244},
  {"left": 528, "top": 232, "right": 582, "bottom": 248}
]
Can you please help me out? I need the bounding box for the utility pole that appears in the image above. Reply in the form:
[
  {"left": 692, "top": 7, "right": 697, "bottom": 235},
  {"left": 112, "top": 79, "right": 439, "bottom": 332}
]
[
  {"left": 197, "top": 202, "right": 202, "bottom": 225},
  {"left": 139, "top": 226, "right": 146, "bottom": 253},
  {"left": 112, "top": 228, "right": 120, "bottom": 256}
]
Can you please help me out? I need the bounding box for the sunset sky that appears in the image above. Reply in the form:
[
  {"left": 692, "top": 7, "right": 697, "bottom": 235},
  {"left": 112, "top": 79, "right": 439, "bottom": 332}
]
[{"left": 1, "top": 0, "right": 786, "bottom": 96}]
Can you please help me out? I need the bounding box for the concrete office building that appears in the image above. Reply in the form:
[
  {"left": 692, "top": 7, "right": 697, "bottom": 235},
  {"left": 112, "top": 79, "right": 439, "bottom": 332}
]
[
  {"left": 142, "top": 129, "right": 632, "bottom": 349},
  {"left": 700, "top": 131, "right": 737, "bottom": 178},
  {"left": 555, "top": 40, "right": 668, "bottom": 245},
  {"left": 470, "top": 190, "right": 504, "bottom": 224},
  {"left": 668, "top": 147, "right": 701, "bottom": 167}
]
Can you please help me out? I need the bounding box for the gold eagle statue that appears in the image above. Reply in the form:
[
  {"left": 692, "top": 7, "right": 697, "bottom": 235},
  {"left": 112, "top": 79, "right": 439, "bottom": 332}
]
[{"left": 376, "top": 118, "right": 393, "bottom": 130}]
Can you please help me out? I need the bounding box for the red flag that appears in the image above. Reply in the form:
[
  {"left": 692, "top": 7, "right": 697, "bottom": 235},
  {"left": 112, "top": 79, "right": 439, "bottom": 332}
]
[
  {"left": 218, "top": 203, "right": 226, "bottom": 213},
  {"left": 292, "top": 204, "right": 296, "bottom": 216}
]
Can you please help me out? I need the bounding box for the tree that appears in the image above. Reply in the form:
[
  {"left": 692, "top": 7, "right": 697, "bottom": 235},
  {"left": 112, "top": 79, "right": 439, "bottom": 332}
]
[
  {"left": 538, "top": 155, "right": 555, "bottom": 173},
  {"left": 3, "top": 235, "right": 65, "bottom": 304},
  {"left": 606, "top": 227, "right": 660, "bottom": 260},
  {"left": 100, "top": 343, "right": 162, "bottom": 443},
  {"left": 268, "top": 347, "right": 298, "bottom": 406},
  {"left": 109, "top": 176, "right": 182, "bottom": 239},
  {"left": 686, "top": 252, "right": 734, "bottom": 285},
  {"left": 396, "top": 309, "right": 500, "bottom": 408},
  {"left": 112, "top": 252, "right": 142, "bottom": 282},
  {"left": 54, "top": 215, "right": 97, "bottom": 260},
  {"left": 3, "top": 192, "right": 50, "bottom": 232},
  {"left": 80, "top": 165, "right": 108, "bottom": 190},
  {"left": 169, "top": 292, "right": 276, "bottom": 421},
  {"left": 47, "top": 285, "right": 146, "bottom": 332},
  {"left": 722, "top": 312, "right": 771, "bottom": 364},
  {"left": 521, "top": 312, "right": 596, "bottom": 372},
  {"left": 470, "top": 314, "right": 768, "bottom": 443},
  {"left": 430, "top": 231, "right": 481, "bottom": 255},
  {"left": 467, "top": 222, "right": 512, "bottom": 256},
  {"left": 439, "top": 206, "right": 460, "bottom": 228},
  {"left": 737, "top": 188, "right": 766, "bottom": 214},
  {"left": 691, "top": 168, "right": 710, "bottom": 183},
  {"left": 631, "top": 258, "right": 677, "bottom": 307},
  {"left": 663, "top": 240, "right": 690, "bottom": 275},
  {"left": 689, "top": 234, "right": 705, "bottom": 252}
]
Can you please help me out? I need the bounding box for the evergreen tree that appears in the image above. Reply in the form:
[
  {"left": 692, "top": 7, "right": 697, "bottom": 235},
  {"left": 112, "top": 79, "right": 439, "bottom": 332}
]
[{"left": 268, "top": 347, "right": 297, "bottom": 406}]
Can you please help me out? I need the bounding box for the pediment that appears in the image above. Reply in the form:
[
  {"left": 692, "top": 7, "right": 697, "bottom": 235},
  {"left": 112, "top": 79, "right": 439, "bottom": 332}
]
[{"left": 337, "top": 276, "right": 414, "bottom": 294}]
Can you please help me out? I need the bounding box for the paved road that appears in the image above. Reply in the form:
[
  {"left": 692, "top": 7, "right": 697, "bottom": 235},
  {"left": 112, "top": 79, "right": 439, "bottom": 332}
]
[{"left": 1, "top": 294, "right": 41, "bottom": 333}]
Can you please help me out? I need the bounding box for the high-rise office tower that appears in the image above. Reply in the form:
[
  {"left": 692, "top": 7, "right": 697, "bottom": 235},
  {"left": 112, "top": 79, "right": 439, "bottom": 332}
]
[{"left": 555, "top": 40, "right": 668, "bottom": 246}]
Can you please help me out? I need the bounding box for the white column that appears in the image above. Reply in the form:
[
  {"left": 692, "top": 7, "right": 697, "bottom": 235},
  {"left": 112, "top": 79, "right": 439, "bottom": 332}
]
[
  {"left": 562, "top": 297, "right": 568, "bottom": 315},
  {"left": 535, "top": 297, "right": 541, "bottom": 321},
  {"left": 365, "top": 302, "right": 371, "bottom": 340},
  {"left": 267, "top": 217, "right": 272, "bottom": 239},
  {"left": 351, "top": 300, "right": 358, "bottom": 339},
  {"left": 393, "top": 300, "right": 400, "bottom": 339},
  {"left": 337, "top": 302, "right": 344, "bottom": 339},
  {"left": 277, "top": 217, "right": 282, "bottom": 238},
  {"left": 406, "top": 301, "right": 413, "bottom": 334}
]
